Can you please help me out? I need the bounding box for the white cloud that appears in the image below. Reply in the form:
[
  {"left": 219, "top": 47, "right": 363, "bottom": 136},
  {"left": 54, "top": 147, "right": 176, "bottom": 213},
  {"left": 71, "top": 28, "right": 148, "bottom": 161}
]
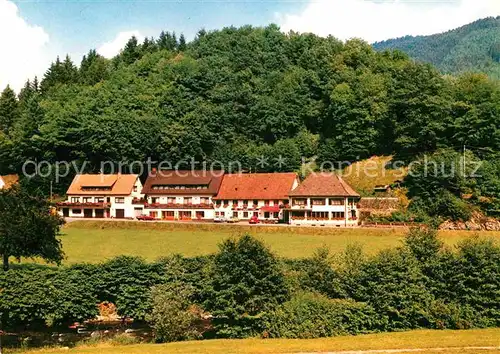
[
  {"left": 97, "top": 30, "right": 144, "bottom": 59},
  {"left": 0, "top": 0, "right": 50, "bottom": 91},
  {"left": 278, "top": 0, "right": 500, "bottom": 43}
]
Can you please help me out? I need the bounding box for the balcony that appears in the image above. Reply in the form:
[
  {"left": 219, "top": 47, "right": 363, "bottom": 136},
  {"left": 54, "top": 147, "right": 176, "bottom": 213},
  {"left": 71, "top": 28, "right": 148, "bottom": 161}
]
[
  {"left": 145, "top": 203, "right": 214, "bottom": 210},
  {"left": 56, "top": 202, "right": 111, "bottom": 208},
  {"left": 132, "top": 198, "right": 147, "bottom": 205}
]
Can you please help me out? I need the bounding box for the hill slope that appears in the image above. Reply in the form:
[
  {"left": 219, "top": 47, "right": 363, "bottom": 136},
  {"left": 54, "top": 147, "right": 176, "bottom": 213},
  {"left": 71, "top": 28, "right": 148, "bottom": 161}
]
[{"left": 373, "top": 17, "right": 500, "bottom": 79}]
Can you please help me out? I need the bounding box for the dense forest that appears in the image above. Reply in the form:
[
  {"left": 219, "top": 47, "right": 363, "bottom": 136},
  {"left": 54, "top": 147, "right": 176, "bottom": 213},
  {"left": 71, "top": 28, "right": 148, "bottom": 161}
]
[
  {"left": 373, "top": 17, "right": 500, "bottom": 79},
  {"left": 0, "top": 24, "right": 499, "bottom": 220}
]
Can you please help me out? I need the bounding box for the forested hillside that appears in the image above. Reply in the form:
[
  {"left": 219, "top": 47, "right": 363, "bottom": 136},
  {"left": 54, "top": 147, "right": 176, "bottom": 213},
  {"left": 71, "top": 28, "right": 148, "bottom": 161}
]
[
  {"left": 373, "top": 17, "right": 500, "bottom": 79},
  {"left": 0, "top": 25, "right": 499, "bottom": 220}
]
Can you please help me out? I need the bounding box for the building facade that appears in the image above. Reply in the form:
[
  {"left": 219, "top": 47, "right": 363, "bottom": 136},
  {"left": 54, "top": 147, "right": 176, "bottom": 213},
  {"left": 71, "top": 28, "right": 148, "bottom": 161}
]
[
  {"left": 213, "top": 173, "right": 299, "bottom": 222},
  {"left": 141, "top": 170, "right": 224, "bottom": 221},
  {"left": 57, "top": 174, "right": 143, "bottom": 219},
  {"left": 286, "top": 173, "right": 360, "bottom": 227}
]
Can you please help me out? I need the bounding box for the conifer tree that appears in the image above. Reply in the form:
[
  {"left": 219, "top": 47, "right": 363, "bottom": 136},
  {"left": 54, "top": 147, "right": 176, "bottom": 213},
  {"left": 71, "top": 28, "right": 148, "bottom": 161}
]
[
  {"left": 122, "top": 36, "right": 140, "bottom": 64},
  {"left": 0, "top": 86, "right": 19, "bottom": 135},
  {"left": 178, "top": 33, "right": 187, "bottom": 51}
]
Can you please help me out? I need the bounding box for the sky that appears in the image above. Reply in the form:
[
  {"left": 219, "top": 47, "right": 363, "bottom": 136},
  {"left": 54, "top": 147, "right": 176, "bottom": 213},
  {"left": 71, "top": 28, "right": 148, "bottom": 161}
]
[{"left": 1, "top": 0, "right": 500, "bottom": 91}]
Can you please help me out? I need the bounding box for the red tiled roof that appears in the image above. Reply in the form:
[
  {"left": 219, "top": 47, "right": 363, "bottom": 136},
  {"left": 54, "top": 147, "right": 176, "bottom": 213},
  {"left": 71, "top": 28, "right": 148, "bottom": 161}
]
[
  {"left": 0, "top": 174, "right": 19, "bottom": 189},
  {"left": 214, "top": 173, "right": 298, "bottom": 200},
  {"left": 67, "top": 174, "right": 139, "bottom": 196},
  {"left": 142, "top": 170, "right": 224, "bottom": 195},
  {"left": 289, "top": 173, "right": 360, "bottom": 197}
]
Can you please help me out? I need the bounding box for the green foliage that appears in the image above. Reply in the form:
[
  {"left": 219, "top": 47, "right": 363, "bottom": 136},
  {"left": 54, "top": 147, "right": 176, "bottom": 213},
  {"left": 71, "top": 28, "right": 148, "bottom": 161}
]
[
  {"left": 374, "top": 17, "right": 500, "bottom": 79},
  {"left": 403, "top": 226, "right": 443, "bottom": 264},
  {"left": 404, "top": 149, "right": 479, "bottom": 221},
  {"left": 350, "top": 248, "right": 435, "bottom": 330},
  {"left": 0, "top": 25, "right": 498, "bottom": 224},
  {"left": 442, "top": 237, "right": 500, "bottom": 326},
  {"left": 0, "top": 232, "right": 498, "bottom": 337},
  {"left": 262, "top": 292, "right": 382, "bottom": 338},
  {"left": 205, "top": 234, "right": 289, "bottom": 338},
  {"left": 147, "top": 282, "right": 202, "bottom": 343},
  {"left": 0, "top": 185, "right": 64, "bottom": 270},
  {"left": 0, "top": 85, "right": 19, "bottom": 135},
  {"left": 296, "top": 247, "right": 345, "bottom": 299},
  {"left": 0, "top": 265, "right": 98, "bottom": 329}
]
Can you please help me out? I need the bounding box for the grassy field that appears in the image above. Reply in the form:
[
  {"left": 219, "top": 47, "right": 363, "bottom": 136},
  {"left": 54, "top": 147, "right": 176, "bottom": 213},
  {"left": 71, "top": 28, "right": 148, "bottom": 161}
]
[
  {"left": 39, "top": 221, "right": 500, "bottom": 264},
  {"left": 15, "top": 328, "right": 500, "bottom": 354},
  {"left": 343, "top": 156, "right": 407, "bottom": 194}
]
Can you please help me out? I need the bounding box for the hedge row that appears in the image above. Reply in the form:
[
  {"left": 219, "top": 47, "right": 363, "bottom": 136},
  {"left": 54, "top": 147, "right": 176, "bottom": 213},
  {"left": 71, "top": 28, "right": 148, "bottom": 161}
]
[{"left": 0, "top": 229, "right": 498, "bottom": 340}]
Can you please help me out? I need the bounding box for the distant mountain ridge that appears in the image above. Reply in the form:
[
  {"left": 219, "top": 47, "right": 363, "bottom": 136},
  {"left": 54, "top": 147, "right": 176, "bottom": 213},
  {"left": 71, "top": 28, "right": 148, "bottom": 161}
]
[{"left": 373, "top": 17, "right": 500, "bottom": 79}]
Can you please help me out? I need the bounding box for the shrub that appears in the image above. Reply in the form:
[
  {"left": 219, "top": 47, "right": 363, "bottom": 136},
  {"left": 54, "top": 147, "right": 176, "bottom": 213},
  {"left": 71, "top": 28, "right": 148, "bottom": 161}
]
[
  {"left": 350, "top": 248, "right": 435, "bottom": 330},
  {"left": 147, "top": 282, "right": 202, "bottom": 343},
  {"left": 441, "top": 237, "right": 500, "bottom": 326},
  {"left": 204, "top": 234, "right": 289, "bottom": 338},
  {"left": 263, "top": 292, "right": 383, "bottom": 338},
  {"left": 0, "top": 265, "right": 98, "bottom": 330},
  {"left": 296, "top": 247, "right": 346, "bottom": 299}
]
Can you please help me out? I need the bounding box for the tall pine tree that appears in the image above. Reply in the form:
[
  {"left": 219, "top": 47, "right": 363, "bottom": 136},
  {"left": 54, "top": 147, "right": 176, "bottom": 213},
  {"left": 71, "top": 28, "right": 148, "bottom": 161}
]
[{"left": 0, "top": 86, "right": 19, "bottom": 135}]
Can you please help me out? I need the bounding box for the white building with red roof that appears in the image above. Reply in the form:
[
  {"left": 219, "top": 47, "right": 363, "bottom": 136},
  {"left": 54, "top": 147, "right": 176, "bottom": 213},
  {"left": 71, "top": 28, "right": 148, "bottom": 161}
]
[
  {"left": 57, "top": 174, "right": 143, "bottom": 219},
  {"left": 141, "top": 170, "right": 224, "bottom": 221},
  {"left": 213, "top": 173, "right": 299, "bottom": 222},
  {"left": 286, "top": 173, "right": 360, "bottom": 227}
]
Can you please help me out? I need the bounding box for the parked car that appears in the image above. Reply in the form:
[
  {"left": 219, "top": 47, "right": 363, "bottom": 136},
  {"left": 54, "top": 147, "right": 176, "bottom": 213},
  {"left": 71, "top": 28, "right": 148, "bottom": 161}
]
[
  {"left": 136, "top": 214, "right": 155, "bottom": 221},
  {"left": 249, "top": 215, "right": 260, "bottom": 224},
  {"left": 214, "top": 216, "right": 227, "bottom": 223},
  {"left": 227, "top": 217, "right": 240, "bottom": 223}
]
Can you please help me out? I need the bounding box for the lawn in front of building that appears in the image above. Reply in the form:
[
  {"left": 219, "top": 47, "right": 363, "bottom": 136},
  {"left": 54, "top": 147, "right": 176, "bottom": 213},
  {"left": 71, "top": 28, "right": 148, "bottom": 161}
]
[{"left": 48, "top": 221, "right": 500, "bottom": 263}]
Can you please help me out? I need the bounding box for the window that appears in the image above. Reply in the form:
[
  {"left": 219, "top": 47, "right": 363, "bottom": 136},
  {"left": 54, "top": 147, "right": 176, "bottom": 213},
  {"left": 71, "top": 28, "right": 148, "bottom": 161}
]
[
  {"left": 71, "top": 197, "right": 80, "bottom": 203},
  {"left": 233, "top": 200, "right": 238, "bottom": 206},
  {"left": 233, "top": 211, "right": 238, "bottom": 218},
  {"left": 243, "top": 212, "right": 249, "bottom": 218},
  {"left": 201, "top": 197, "right": 210, "bottom": 205},
  {"left": 243, "top": 200, "right": 249, "bottom": 206},
  {"left": 264, "top": 212, "right": 270, "bottom": 219},
  {"left": 82, "top": 197, "right": 92, "bottom": 203},
  {"left": 253, "top": 212, "right": 258, "bottom": 217},
  {"left": 72, "top": 209, "right": 82, "bottom": 214},
  {"left": 253, "top": 200, "right": 259, "bottom": 206},
  {"left": 81, "top": 187, "right": 111, "bottom": 191},
  {"left": 273, "top": 212, "right": 279, "bottom": 219},
  {"left": 95, "top": 197, "right": 104, "bottom": 203},
  {"left": 311, "top": 198, "right": 326, "bottom": 205},
  {"left": 184, "top": 197, "right": 192, "bottom": 205},
  {"left": 115, "top": 197, "right": 125, "bottom": 204},
  {"left": 273, "top": 200, "right": 279, "bottom": 206},
  {"left": 293, "top": 198, "right": 306, "bottom": 206},
  {"left": 332, "top": 212, "right": 345, "bottom": 219},
  {"left": 215, "top": 200, "right": 221, "bottom": 207},
  {"left": 167, "top": 197, "right": 176, "bottom": 204},
  {"left": 151, "top": 197, "right": 158, "bottom": 204},
  {"left": 264, "top": 200, "right": 270, "bottom": 206},
  {"left": 330, "top": 198, "right": 343, "bottom": 206},
  {"left": 311, "top": 212, "right": 328, "bottom": 220},
  {"left": 133, "top": 185, "right": 138, "bottom": 192}
]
